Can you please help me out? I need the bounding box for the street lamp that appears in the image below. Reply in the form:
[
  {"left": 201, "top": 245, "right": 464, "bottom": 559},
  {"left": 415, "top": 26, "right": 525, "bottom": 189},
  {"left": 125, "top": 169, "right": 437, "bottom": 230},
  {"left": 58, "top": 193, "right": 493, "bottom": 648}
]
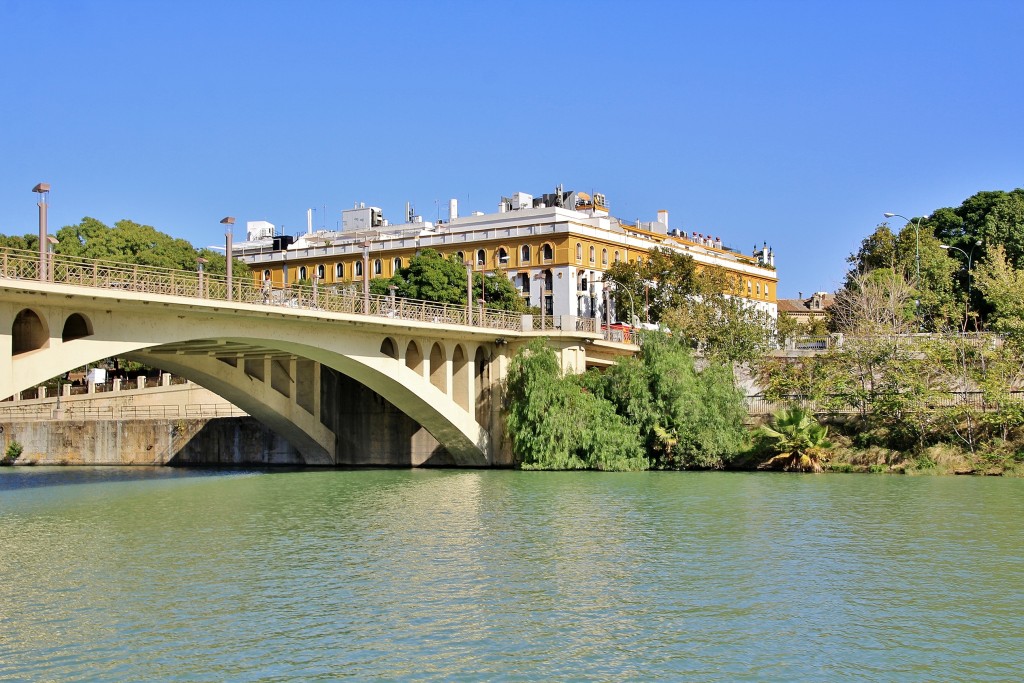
[
  {"left": 220, "top": 217, "right": 235, "bottom": 301},
  {"left": 197, "top": 257, "right": 208, "bottom": 298},
  {"left": 602, "top": 276, "right": 636, "bottom": 327},
  {"left": 33, "top": 183, "right": 50, "bottom": 281},
  {"left": 45, "top": 236, "right": 58, "bottom": 282},
  {"left": 361, "top": 240, "right": 371, "bottom": 314},
  {"left": 464, "top": 261, "right": 474, "bottom": 325},
  {"left": 532, "top": 272, "right": 548, "bottom": 330},
  {"left": 883, "top": 212, "right": 931, "bottom": 289},
  {"left": 940, "top": 240, "right": 982, "bottom": 330}
]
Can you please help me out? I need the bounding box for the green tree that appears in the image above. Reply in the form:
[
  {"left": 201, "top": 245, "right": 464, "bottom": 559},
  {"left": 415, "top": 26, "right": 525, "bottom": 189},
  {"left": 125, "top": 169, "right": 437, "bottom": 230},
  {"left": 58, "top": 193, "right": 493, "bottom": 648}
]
[
  {"left": 504, "top": 339, "right": 647, "bottom": 471},
  {"left": 372, "top": 249, "right": 526, "bottom": 312},
  {"left": 845, "top": 222, "right": 957, "bottom": 330},
  {"left": 604, "top": 247, "right": 698, "bottom": 324},
  {"left": 974, "top": 244, "right": 1024, "bottom": 340},
  {"left": 36, "top": 217, "right": 246, "bottom": 276},
  {"left": 661, "top": 268, "right": 775, "bottom": 374},
  {"left": 581, "top": 333, "right": 747, "bottom": 469}
]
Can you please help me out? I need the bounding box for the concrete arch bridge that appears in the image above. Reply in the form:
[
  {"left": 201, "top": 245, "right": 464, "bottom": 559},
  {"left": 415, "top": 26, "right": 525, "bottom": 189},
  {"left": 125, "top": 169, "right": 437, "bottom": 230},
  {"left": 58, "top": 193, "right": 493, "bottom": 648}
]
[{"left": 0, "top": 250, "right": 627, "bottom": 466}]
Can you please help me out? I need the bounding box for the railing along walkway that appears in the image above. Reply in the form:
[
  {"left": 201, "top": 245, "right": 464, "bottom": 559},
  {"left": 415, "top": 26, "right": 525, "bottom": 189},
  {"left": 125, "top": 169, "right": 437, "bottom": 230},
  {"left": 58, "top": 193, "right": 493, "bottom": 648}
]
[
  {"left": 745, "top": 390, "right": 1024, "bottom": 416},
  {"left": 0, "top": 403, "right": 248, "bottom": 421},
  {"left": 0, "top": 248, "right": 587, "bottom": 333}
]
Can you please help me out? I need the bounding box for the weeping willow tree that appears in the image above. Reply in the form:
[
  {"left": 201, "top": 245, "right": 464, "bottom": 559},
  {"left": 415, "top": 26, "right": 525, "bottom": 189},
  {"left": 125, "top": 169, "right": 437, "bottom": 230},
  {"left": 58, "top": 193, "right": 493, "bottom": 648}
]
[
  {"left": 506, "top": 334, "right": 747, "bottom": 471},
  {"left": 504, "top": 339, "right": 648, "bottom": 471}
]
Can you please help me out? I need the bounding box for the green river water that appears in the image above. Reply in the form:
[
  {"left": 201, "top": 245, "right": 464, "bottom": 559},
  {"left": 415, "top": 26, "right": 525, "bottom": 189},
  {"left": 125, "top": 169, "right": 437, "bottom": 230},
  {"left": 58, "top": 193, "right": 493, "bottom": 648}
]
[{"left": 0, "top": 467, "right": 1022, "bottom": 682}]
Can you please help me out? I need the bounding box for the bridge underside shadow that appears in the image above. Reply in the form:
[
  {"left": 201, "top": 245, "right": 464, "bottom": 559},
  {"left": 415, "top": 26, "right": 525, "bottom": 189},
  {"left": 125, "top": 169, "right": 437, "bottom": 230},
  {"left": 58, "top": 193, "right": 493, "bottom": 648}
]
[{"left": 128, "top": 350, "right": 461, "bottom": 467}]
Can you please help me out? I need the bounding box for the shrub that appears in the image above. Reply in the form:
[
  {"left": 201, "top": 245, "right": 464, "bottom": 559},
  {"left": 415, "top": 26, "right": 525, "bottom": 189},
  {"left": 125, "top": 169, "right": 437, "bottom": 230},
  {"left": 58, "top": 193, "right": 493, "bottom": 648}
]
[{"left": 3, "top": 440, "right": 23, "bottom": 464}]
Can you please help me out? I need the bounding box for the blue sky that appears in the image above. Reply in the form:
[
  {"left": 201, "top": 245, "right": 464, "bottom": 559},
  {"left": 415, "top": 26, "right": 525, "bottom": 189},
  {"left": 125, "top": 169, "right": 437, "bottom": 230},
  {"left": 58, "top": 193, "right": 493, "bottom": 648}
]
[{"left": 1, "top": 0, "right": 1021, "bottom": 297}]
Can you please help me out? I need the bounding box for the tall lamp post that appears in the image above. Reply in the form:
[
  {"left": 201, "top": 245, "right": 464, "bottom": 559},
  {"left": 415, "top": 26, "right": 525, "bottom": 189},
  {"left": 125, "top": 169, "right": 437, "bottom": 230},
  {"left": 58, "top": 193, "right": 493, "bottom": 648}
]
[
  {"left": 940, "top": 240, "right": 982, "bottom": 330},
  {"left": 361, "top": 240, "right": 371, "bottom": 314},
  {"left": 883, "top": 212, "right": 931, "bottom": 289},
  {"left": 33, "top": 183, "right": 50, "bottom": 281},
  {"left": 221, "top": 217, "right": 235, "bottom": 301},
  {"left": 602, "top": 276, "right": 636, "bottom": 327},
  {"left": 464, "top": 260, "right": 474, "bottom": 326}
]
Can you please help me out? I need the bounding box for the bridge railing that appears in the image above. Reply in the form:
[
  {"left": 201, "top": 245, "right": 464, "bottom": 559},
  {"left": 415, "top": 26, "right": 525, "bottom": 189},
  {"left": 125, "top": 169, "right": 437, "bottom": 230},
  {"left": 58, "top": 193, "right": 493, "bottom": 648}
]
[{"left": 0, "top": 248, "right": 532, "bottom": 332}]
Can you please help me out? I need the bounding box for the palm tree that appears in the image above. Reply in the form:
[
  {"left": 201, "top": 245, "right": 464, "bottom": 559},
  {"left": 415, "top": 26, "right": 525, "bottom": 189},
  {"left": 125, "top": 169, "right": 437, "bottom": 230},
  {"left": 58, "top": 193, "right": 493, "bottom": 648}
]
[{"left": 758, "top": 407, "right": 832, "bottom": 472}]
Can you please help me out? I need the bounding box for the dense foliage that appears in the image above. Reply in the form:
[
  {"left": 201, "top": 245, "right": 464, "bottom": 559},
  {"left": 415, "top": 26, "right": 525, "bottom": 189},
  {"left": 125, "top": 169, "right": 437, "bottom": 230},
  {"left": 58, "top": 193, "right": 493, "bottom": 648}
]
[
  {"left": 506, "top": 334, "right": 747, "bottom": 470},
  {"left": 370, "top": 248, "right": 526, "bottom": 312},
  {"left": 603, "top": 247, "right": 698, "bottom": 324},
  {"left": 505, "top": 339, "right": 647, "bottom": 470},
  {"left": 1, "top": 217, "right": 244, "bottom": 276},
  {"left": 840, "top": 188, "right": 1024, "bottom": 332}
]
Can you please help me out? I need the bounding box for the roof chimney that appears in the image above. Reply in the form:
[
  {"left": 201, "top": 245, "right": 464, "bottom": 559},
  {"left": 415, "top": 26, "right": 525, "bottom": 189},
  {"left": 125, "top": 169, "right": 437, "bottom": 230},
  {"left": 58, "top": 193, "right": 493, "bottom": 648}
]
[{"left": 657, "top": 209, "right": 669, "bottom": 228}]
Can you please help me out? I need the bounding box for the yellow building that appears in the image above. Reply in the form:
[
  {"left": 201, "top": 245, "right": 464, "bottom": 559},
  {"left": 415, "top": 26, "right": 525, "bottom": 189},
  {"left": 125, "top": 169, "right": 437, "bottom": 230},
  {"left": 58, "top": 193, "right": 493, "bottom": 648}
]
[{"left": 236, "top": 188, "right": 778, "bottom": 322}]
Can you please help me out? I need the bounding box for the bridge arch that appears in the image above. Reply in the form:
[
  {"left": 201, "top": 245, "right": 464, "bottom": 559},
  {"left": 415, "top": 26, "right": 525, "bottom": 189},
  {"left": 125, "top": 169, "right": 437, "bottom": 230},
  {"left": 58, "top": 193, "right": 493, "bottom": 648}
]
[
  {"left": 12, "top": 308, "right": 48, "bottom": 355},
  {"left": 380, "top": 336, "right": 398, "bottom": 359},
  {"left": 62, "top": 313, "right": 93, "bottom": 342}
]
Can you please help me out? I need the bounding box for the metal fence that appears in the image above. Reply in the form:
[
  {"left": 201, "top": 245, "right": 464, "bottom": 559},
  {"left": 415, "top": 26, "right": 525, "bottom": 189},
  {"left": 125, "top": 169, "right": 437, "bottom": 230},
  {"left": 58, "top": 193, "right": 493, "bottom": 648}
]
[
  {"left": 0, "top": 403, "right": 248, "bottom": 421},
  {"left": 745, "top": 390, "right": 1024, "bottom": 416},
  {"left": 0, "top": 247, "right": 532, "bottom": 332}
]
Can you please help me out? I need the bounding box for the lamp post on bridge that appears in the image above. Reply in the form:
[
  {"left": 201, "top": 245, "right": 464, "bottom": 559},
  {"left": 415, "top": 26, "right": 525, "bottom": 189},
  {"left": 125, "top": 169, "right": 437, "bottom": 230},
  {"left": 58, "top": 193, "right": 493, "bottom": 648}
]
[
  {"left": 45, "top": 236, "right": 58, "bottom": 282},
  {"left": 197, "top": 257, "right": 208, "bottom": 298},
  {"left": 601, "top": 276, "right": 636, "bottom": 327},
  {"left": 464, "top": 260, "right": 474, "bottom": 326},
  {"left": 221, "top": 217, "right": 235, "bottom": 301},
  {"left": 361, "top": 240, "right": 371, "bottom": 314},
  {"left": 533, "top": 272, "right": 548, "bottom": 330},
  {"left": 32, "top": 183, "right": 50, "bottom": 281}
]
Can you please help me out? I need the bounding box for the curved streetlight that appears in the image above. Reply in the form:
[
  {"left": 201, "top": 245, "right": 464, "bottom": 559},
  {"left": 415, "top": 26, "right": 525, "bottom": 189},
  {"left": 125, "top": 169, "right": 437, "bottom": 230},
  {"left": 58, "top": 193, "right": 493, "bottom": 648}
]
[
  {"left": 601, "top": 276, "right": 636, "bottom": 327},
  {"left": 883, "top": 212, "right": 931, "bottom": 289},
  {"left": 940, "top": 240, "right": 982, "bottom": 330}
]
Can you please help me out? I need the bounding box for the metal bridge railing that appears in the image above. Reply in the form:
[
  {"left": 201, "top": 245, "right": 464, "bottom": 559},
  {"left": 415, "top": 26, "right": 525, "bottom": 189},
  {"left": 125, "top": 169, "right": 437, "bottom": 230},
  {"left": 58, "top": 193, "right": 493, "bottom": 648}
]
[{"left": 0, "top": 248, "right": 534, "bottom": 332}]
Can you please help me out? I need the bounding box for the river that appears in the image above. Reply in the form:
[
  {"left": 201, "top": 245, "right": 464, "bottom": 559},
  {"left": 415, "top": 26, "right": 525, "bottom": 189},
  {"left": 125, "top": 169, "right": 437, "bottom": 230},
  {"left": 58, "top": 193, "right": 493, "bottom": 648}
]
[{"left": 1, "top": 467, "right": 1022, "bottom": 681}]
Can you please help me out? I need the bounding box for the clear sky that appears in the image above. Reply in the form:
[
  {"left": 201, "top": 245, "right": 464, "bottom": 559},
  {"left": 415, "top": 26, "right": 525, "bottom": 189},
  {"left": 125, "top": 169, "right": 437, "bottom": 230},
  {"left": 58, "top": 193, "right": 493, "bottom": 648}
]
[{"left": 1, "top": 0, "right": 1021, "bottom": 297}]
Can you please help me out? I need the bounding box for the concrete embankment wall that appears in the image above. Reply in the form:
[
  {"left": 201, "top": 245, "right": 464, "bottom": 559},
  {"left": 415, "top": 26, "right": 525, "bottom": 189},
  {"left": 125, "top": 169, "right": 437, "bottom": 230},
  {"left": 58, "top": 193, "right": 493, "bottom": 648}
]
[{"left": 0, "top": 417, "right": 304, "bottom": 466}]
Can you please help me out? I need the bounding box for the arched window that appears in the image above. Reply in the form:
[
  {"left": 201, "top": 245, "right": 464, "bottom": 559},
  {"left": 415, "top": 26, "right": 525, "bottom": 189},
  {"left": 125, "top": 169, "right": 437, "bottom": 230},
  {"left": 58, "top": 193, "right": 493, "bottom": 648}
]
[
  {"left": 316, "top": 264, "right": 325, "bottom": 280},
  {"left": 614, "top": 251, "right": 620, "bottom": 263},
  {"left": 393, "top": 257, "right": 402, "bottom": 272},
  {"left": 335, "top": 263, "right": 344, "bottom": 278},
  {"left": 355, "top": 261, "right": 363, "bottom": 277},
  {"left": 602, "top": 249, "right": 608, "bottom": 265},
  {"left": 636, "top": 257, "right": 643, "bottom": 267},
  {"left": 576, "top": 243, "right": 583, "bottom": 261},
  {"left": 756, "top": 282, "right": 761, "bottom": 296},
  {"left": 764, "top": 284, "right": 770, "bottom": 298},
  {"left": 373, "top": 259, "right": 383, "bottom": 275},
  {"left": 747, "top": 280, "right": 752, "bottom": 294},
  {"left": 541, "top": 243, "right": 553, "bottom": 261},
  {"left": 497, "top": 247, "right": 509, "bottom": 265},
  {"left": 299, "top": 266, "right": 308, "bottom": 280},
  {"left": 477, "top": 249, "right": 486, "bottom": 266},
  {"left": 589, "top": 246, "right": 596, "bottom": 263},
  {"left": 521, "top": 245, "right": 531, "bottom": 262},
  {"left": 263, "top": 269, "right": 271, "bottom": 281},
  {"left": 456, "top": 251, "right": 465, "bottom": 263}
]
